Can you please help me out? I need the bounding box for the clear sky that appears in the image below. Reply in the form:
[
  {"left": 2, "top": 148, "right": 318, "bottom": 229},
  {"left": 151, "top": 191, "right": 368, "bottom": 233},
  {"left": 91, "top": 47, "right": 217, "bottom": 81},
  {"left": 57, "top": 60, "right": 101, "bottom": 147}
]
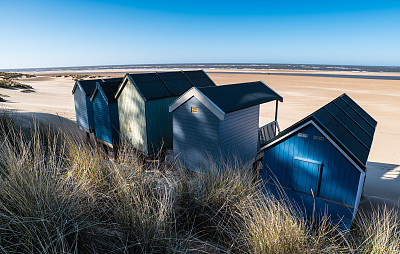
[{"left": 1, "top": 0, "right": 400, "bottom": 69}]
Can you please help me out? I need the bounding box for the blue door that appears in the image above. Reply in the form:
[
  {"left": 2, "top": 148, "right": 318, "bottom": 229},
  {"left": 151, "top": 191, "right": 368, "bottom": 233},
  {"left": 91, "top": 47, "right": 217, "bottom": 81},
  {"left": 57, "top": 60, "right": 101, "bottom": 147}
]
[{"left": 292, "top": 157, "right": 322, "bottom": 196}]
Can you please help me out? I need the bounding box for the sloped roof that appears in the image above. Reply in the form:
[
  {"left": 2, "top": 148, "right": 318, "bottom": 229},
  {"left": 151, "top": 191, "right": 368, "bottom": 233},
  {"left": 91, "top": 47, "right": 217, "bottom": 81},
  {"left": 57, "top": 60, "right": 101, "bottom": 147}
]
[
  {"left": 260, "top": 93, "right": 377, "bottom": 169},
  {"left": 117, "top": 70, "right": 217, "bottom": 101},
  {"left": 157, "top": 71, "right": 194, "bottom": 96},
  {"left": 198, "top": 81, "right": 283, "bottom": 113},
  {"left": 72, "top": 79, "right": 101, "bottom": 95},
  {"left": 182, "top": 70, "right": 216, "bottom": 87},
  {"left": 90, "top": 78, "right": 123, "bottom": 104},
  {"left": 72, "top": 78, "right": 123, "bottom": 95}
]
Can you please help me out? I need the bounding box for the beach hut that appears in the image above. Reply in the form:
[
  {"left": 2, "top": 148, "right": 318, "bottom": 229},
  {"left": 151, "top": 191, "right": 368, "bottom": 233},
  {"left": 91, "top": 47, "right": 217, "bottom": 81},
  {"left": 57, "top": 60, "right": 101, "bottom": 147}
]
[
  {"left": 115, "top": 70, "right": 216, "bottom": 155},
  {"left": 72, "top": 78, "right": 122, "bottom": 135},
  {"left": 169, "top": 81, "right": 283, "bottom": 171},
  {"left": 72, "top": 79, "right": 101, "bottom": 134},
  {"left": 90, "top": 78, "right": 123, "bottom": 148},
  {"left": 256, "top": 93, "right": 377, "bottom": 229}
]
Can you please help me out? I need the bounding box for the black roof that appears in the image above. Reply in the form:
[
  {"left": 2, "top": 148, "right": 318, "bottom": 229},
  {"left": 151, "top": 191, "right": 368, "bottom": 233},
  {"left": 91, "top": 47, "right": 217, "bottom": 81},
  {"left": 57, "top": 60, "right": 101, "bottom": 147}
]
[
  {"left": 91, "top": 78, "right": 123, "bottom": 104},
  {"left": 157, "top": 71, "right": 194, "bottom": 96},
  {"left": 122, "top": 70, "right": 216, "bottom": 101},
  {"left": 73, "top": 78, "right": 123, "bottom": 95},
  {"left": 129, "top": 73, "right": 172, "bottom": 100},
  {"left": 260, "top": 93, "right": 377, "bottom": 169},
  {"left": 182, "top": 70, "right": 216, "bottom": 87},
  {"left": 198, "top": 81, "right": 283, "bottom": 113},
  {"left": 73, "top": 79, "right": 101, "bottom": 95}
]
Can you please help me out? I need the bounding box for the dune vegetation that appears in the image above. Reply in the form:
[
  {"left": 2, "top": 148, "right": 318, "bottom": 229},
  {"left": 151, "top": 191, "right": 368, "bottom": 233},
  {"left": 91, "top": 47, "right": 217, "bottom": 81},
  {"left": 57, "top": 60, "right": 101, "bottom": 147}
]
[
  {"left": 0, "top": 72, "right": 35, "bottom": 95},
  {"left": 0, "top": 110, "right": 398, "bottom": 253}
]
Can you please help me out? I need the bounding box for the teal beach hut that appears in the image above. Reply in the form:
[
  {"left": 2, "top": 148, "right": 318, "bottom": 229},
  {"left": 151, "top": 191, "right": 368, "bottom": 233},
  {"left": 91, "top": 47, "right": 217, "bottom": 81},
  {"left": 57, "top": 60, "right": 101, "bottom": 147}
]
[
  {"left": 169, "top": 81, "right": 283, "bottom": 171},
  {"left": 116, "top": 70, "right": 216, "bottom": 155},
  {"left": 90, "top": 78, "right": 123, "bottom": 147},
  {"left": 256, "top": 93, "right": 377, "bottom": 230}
]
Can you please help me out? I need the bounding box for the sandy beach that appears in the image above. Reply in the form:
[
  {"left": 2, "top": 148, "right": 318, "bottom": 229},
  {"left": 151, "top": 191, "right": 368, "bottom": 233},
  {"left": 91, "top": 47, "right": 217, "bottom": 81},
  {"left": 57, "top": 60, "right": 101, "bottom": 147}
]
[{"left": 1, "top": 69, "right": 399, "bottom": 204}]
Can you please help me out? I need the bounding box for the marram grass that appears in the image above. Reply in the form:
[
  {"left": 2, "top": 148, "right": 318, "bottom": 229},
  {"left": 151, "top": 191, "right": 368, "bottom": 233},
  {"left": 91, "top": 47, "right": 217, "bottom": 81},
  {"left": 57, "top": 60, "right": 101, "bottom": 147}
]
[{"left": 0, "top": 110, "right": 398, "bottom": 253}]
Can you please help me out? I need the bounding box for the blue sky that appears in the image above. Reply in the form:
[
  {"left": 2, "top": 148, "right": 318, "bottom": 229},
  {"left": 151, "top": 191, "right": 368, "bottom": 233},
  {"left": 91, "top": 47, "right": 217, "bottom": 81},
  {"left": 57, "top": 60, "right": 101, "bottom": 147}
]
[{"left": 1, "top": 0, "right": 400, "bottom": 69}]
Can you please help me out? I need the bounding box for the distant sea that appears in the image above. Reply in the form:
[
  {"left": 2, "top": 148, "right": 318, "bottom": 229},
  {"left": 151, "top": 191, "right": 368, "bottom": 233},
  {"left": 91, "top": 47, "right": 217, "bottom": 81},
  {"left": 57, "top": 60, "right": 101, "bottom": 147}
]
[{"left": 2, "top": 63, "right": 400, "bottom": 73}]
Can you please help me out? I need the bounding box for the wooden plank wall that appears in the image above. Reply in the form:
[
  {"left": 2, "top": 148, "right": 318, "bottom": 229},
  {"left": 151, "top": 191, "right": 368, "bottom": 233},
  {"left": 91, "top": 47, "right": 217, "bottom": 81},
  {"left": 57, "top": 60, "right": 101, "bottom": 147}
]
[
  {"left": 92, "top": 94, "right": 112, "bottom": 144},
  {"left": 219, "top": 105, "right": 259, "bottom": 164},
  {"left": 173, "top": 96, "right": 220, "bottom": 171},
  {"left": 118, "top": 81, "right": 148, "bottom": 153},
  {"left": 85, "top": 96, "right": 95, "bottom": 130},
  {"left": 74, "top": 88, "right": 90, "bottom": 130},
  {"left": 109, "top": 103, "right": 120, "bottom": 144},
  {"left": 262, "top": 124, "right": 360, "bottom": 207},
  {"left": 145, "top": 97, "right": 176, "bottom": 154}
]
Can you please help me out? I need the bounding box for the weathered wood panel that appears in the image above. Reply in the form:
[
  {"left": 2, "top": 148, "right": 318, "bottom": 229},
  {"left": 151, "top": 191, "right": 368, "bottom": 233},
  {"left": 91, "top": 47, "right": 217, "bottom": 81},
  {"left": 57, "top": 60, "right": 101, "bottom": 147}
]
[
  {"left": 74, "top": 87, "right": 92, "bottom": 130},
  {"left": 173, "top": 96, "right": 220, "bottom": 171},
  {"left": 118, "top": 80, "right": 148, "bottom": 153}
]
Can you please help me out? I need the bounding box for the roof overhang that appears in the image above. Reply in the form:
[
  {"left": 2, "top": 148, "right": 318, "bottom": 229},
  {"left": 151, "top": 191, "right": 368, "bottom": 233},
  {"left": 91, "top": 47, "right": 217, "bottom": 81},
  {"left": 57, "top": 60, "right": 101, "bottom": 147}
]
[
  {"left": 260, "top": 80, "right": 283, "bottom": 102},
  {"left": 115, "top": 74, "right": 147, "bottom": 102},
  {"left": 115, "top": 75, "right": 129, "bottom": 100},
  {"left": 169, "top": 87, "right": 225, "bottom": 120},
  {"left": 90, "top": 82, "right": 109, "bottom": 104},
  {"left": 72, "top": 80, "right": 86, "bottom": 95}
]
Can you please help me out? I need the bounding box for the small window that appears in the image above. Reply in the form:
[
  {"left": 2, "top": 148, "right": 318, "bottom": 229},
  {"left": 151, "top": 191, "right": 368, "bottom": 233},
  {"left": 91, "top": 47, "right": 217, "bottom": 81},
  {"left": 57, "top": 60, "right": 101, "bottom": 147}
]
[
  {"left": 298, "top": 133, "right": 308, "bottom": 138},
  {"left": 191, "top": 107, "right": 198, "bottom": 113}
]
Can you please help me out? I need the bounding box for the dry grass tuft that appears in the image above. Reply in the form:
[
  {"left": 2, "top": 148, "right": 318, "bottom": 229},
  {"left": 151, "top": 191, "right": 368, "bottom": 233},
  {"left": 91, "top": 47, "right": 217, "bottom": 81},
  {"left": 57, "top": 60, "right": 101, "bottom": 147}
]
[{"left": 351, "top": 205, "right": 400, "bottom": 253}]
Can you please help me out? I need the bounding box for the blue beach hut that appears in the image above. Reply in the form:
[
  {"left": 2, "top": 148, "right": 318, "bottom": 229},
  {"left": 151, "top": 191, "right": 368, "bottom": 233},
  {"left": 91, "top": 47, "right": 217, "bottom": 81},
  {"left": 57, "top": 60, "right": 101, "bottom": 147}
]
[
  {"left": 116, "top": 70, "right": 216, "bottom": 155},
  {"left": 256, "top": 93, "right": 377, "bottom": 229},
  {"left": 169, "top": 81, "right": 283, "bottom": 171},
  {"left": 90, "top": 78, "right": 123, "bottom": 148},
  {"left": 72, "top": 79, "right": 101, "bottom": 133}
]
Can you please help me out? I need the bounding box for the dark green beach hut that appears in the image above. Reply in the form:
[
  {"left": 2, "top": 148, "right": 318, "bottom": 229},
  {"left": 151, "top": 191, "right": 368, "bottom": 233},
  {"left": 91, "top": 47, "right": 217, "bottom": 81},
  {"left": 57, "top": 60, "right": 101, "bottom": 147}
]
[{"left": 116, "top": 70, "right": 216, "bottom": 155}]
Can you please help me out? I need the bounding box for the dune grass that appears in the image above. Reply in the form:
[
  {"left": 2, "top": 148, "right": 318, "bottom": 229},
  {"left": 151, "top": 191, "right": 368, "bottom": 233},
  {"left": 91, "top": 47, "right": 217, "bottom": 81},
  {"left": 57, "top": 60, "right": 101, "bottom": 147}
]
[
  {"left": 0, "top": 79, "right": 33, "bottom": 89},
  {"left": 0, "top": 72, "right": 35, "bottom": 79},
  {"left": 0, "top": 110, "right": 399, "bottom": 253}
]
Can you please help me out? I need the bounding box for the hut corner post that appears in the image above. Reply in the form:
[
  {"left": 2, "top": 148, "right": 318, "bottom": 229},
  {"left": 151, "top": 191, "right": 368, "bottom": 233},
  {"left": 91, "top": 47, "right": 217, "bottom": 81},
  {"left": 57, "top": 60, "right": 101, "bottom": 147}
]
[{"left": 274, "top": 100, "right": 279, "bottom": 135}]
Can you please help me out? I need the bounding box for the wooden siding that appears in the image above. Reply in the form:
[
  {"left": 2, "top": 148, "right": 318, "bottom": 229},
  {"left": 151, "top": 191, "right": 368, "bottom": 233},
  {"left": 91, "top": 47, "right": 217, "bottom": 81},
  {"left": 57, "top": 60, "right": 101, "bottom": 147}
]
[
  {"left": 86, "top": 96, "right": 95, "bottom": 130},
  {"left": 74, "top": 88, "right": 91, "bottom": 130},
  {"left": 118, "top": 80, "right": 148, "bottom": 153},
  {"left": 173, "top": 96, "right": 220, "bottom": 171},
  {"left": 145, "top": 97, "right": 177, "bottom": 154},
  {"left": 263, "top": 184, "right": 354, "bottom": 230},
  {"left": 108, "top": 103, "right": 120, "bottom": 144},
  {"left": 92, "top": 93, "right": 112, "bottom": 144},
  {"left": 262, "top": 124, "right": 360, "bottom": 207},
  {"left": 219, "top": 105, "right": 259, "bottom": 163}
]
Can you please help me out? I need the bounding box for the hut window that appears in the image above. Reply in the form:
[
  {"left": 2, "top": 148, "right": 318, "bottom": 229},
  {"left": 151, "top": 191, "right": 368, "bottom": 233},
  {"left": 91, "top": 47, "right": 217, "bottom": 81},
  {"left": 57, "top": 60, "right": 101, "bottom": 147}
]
[
  {"left": 298, "top": 133, "right": 308, "bottom": 138},
  {"left": 191, "top": 107, "right": 198, "bottom": 113},
  {"left": 313, "top": 135, "right": 325, "bottom": 141}
]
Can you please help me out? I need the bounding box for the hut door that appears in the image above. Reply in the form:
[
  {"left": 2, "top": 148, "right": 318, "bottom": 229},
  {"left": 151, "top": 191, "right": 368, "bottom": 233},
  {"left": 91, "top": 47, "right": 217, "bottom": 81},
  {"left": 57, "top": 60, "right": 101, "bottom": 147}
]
[{"left": 293, "top": 157, "right": 322, "bottom": 196}]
